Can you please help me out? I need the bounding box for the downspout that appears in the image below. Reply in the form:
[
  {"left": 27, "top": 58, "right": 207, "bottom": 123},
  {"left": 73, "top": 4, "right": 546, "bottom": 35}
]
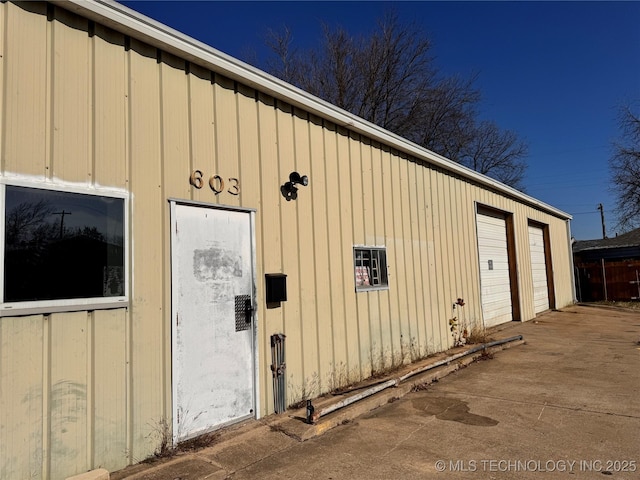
[
  {"left": 307, "top": 335, "right": 523, "bottom": 424},
  {"left": 566, "top": 219, "right": 577, "bottom": 303}
]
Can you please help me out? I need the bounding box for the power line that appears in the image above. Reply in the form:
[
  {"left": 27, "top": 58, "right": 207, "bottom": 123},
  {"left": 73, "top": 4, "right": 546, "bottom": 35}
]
[
  {"left": 530, "top": 144, "right": 609, "bottom": 157},
  {"left": 526, "top": 168, "right": 609, "bottom": 181},
  {"left": 557, "top": 203, "right": 606, "bottom": 208}
]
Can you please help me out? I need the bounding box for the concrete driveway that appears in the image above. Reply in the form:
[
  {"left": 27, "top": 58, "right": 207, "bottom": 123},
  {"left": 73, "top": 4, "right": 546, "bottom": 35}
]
[{"left": 113, "top": 305, "right": 640, "bottom": 480}]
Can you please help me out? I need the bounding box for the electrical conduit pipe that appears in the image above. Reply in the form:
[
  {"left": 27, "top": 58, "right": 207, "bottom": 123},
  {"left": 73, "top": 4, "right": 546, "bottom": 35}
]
[{"left": 308, "top": 334, "right": 523, "bottom": 423}]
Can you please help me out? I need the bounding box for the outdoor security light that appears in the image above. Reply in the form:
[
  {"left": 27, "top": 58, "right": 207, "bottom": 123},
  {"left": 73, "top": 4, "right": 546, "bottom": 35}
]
[
  {"left": 289, "top": 171, "right": 309, "bottom": 187},
  {"left": 281, "top": 171, "right": 309, "bottom": 201}
]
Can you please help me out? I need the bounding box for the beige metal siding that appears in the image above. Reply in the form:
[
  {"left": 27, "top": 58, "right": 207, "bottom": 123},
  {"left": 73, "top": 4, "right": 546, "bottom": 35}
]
[
  {"left": 380, "top": 148, "right": 402, "bottom": 366},
  {"left": 323, "top": 123, "right": 350, "bottom": 386},
  {"left": 127, "top": 37, "right": 165, "bottom": 461},
  {"left": 51, "top": 8, "right": 91, "bottom": 183},
  {"left": 0, "top": 315, "right": 44, "bottom": 479},
  {"left": 93, "top": 24, "right": 128, "bottom": 188},
  {"left": 92, "top": 309, "right": 128, "bottom": 470},
  {"left": 0, "top": 2, "right": 575, "bottom": 478},
  {"left": 2, "top": 2, "right": 48, "bottom": 177}
]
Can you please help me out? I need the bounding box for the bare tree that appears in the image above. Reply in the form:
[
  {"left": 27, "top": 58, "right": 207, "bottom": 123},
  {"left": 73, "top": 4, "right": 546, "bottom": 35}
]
[
  {"left": 261, "top": 12, "right": 528, "bottom": 189},
  {"left": 410, "top": 75, "right": 480, "bottom": 162},
  {"left": 610, "top": 102, "right": 640, "bottom": 231},
  {"left": 5, "top": 199, "right": 54, "bottom": 246},
  {"left": 264, "top": 25, "right": 302, "bottom": 86},
  {"left": 461, "top": 121, "right": 528, "bottom": 190}
]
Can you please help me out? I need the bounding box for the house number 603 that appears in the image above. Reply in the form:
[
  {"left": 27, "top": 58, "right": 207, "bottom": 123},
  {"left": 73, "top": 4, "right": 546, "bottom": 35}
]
[{"left": 190, "top": 170, "right": 240, "bottom": 195}]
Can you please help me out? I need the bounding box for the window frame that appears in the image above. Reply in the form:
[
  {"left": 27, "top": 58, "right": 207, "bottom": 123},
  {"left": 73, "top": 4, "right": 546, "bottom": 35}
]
[
  {"left": 0, "top": 178, "right": 129, "bottom": 317},
  {"left": 353, "top": 245, "right": 389, "bottom": 292}
]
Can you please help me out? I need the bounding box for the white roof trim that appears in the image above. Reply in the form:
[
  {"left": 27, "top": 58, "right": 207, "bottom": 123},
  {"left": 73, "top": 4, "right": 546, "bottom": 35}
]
[{"left": 55, "top": 0, "right": 571, "bottom": 220}]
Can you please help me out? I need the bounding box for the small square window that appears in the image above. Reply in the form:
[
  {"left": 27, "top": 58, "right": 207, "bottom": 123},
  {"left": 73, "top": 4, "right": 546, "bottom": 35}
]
[
  {"left": 354, "top": 247, "right": 388, "bottom": 291},
  {"left": 2, "top": 183, "right": 127, "bottom": 315}
]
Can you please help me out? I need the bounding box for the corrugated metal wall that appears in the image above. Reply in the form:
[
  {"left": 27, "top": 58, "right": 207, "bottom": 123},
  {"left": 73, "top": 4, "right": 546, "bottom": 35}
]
[{"left": 0, "top": 2, "right": 574, "bottom": 478}]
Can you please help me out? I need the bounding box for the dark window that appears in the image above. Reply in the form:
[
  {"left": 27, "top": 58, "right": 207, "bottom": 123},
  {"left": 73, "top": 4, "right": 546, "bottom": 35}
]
[
  {"left": 354, "top": 247, "right": 388, "bottom": 290},
  {"left": 4, "top": 185, "right": 125, "bottom": 303}
]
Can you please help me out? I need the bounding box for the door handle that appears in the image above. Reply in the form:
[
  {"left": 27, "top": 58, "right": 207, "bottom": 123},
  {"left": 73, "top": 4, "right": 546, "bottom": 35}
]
[{"left": 245, "top": 298, "right": 253, "bottom": 323}]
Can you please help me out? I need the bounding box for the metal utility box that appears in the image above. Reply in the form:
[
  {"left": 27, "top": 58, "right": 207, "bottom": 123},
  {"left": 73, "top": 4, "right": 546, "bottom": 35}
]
[{"left": 265, "top": 274, "right": 287, "bottom": 303}]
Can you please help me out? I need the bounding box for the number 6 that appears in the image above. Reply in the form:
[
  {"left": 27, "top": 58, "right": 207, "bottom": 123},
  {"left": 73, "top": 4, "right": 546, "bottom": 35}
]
[{"left": 189, "top": 170, "right": 204, "bottom": 189}]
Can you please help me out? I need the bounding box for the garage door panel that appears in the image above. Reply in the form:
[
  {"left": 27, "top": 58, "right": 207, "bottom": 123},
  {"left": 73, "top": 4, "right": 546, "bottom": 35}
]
[
  {"left": 477, "top": 211, "right": 513, "bottom": 327},
  {"left": 481, "top": 303, "right": 512, "bottom": 319},
  {"left": 528, "top": 225, "right": 549, "bottom": 314}
]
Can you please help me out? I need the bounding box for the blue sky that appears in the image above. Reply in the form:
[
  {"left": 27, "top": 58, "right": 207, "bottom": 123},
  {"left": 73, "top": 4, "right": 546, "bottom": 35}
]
[{"left": 121, "top": 1, "right": 640, "bottom": 240}]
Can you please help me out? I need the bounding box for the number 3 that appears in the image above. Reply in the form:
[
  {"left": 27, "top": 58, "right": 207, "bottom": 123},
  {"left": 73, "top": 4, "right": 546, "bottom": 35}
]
[{"left": 228, "top": 178, "right": 240, "bottom": 195}]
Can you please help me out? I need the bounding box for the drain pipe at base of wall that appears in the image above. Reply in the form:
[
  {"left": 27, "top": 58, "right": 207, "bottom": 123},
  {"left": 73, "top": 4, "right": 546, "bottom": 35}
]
[{"left": 306, "top": 335, "right": 524, "bottom": 424}]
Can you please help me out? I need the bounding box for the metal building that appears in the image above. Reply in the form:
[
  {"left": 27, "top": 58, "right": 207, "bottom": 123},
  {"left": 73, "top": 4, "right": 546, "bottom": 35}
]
[{"left": 0, "top": 1, "right": 575, "bottom": 478}]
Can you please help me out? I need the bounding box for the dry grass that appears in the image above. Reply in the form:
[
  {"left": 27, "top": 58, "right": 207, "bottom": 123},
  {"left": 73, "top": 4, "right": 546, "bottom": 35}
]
[
  {"left": 474, "top": 350, "right": 495, "bottom": 361},
  {"left": 143, "top": 421, "right": 221, "bottom": 464},
  {"left": 288, "top": 399, "right": 306, "bottom": 409},
  {"left": 176, "top": 431, "right": 221, "bottom": 452},
  {"left": 465, "top": 326, "right": 494, "bottom": 345},
  {"left": 411, "top": 382, "right": 431, "bottom": 392},
  {"left": 595, "top": 301, "right": 640, "bottom": 311}
]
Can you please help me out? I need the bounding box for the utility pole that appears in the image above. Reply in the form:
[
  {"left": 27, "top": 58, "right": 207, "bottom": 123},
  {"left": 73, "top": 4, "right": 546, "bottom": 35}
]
[
  {"left": 597, "top": 203, "right": 606, "bottom": 239},
  {"left": 52, "top": 210, "right": 72, "bottom": 238}
]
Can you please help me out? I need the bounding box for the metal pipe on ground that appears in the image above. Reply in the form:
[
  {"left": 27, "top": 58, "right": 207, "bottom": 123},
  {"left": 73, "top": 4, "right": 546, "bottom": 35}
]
[
  {"left": 308, "top": 334, "right": 523, "bottom": 424},
  {"left": 398, "top": 335, "right": 523, "bottom": 382}
]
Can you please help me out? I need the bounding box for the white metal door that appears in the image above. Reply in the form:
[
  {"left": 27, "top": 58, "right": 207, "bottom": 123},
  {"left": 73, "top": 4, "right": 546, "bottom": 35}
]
[
  {"left": 171, "top": 202, "right": 256, "bottom": 443},
  {"left": 477, "top": 211, "right": 513, "bottom": 327},
  {"left": 528, "top": 225, "right": 549, "bottom": 313}
]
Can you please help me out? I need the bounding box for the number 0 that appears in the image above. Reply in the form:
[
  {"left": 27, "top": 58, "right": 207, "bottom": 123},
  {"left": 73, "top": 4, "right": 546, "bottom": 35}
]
[{"left": 209, "top": 175, "right": 224, "bottom": 194}]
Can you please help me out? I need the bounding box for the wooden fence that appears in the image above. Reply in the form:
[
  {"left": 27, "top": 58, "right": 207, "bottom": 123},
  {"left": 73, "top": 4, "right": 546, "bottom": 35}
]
[{"left": 575, "top": 260, "right": 640, "bottom": 302}]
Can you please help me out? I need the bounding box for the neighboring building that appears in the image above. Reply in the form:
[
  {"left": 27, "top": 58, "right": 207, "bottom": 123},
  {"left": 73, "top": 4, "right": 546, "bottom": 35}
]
[
  {"left": 573, "top": 228, "right": 640, "bottom": 302},
  {"left": 0, "top": 1, "right": 575, "bottom": 478}
]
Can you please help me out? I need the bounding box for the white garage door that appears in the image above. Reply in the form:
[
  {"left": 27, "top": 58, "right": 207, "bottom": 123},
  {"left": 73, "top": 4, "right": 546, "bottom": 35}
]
[
  {"left": 477, "top": 211, "right": 513, "bottom": 327},
  {"left": 528, "top": 225, "right": 549, "bottom": 313}
]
